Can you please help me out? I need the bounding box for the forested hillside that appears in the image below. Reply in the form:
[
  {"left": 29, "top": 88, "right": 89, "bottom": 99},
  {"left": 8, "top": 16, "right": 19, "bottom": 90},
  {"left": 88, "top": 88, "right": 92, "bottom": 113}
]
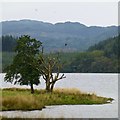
[
  {"left": 1, "top": 35, "right": 119, "bottom": 73},
  {"left": 88, "top": 36, "right": 119, "bottom": 58},
  {"left": 1, "top": 20, "right": 118, "bottom": 52},
  {"left": 61, "top": 36, "right": 119, "bottom": 73}
]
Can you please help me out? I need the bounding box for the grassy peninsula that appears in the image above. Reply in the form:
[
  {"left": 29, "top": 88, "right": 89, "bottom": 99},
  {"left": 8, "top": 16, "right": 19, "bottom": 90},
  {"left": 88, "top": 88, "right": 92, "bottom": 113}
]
[{"left": 1, "top": 88, "right": 113, "bottom": 111}]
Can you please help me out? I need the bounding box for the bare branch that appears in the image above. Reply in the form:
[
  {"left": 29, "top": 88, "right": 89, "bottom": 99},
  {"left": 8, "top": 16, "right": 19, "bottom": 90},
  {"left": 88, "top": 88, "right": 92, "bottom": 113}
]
[
  {"left": 42, "top": 75, "right": 47, "bottom": 82},
  {"left": 58, "top": 74, "right": 66, "bottom": 80},
  {"left": 53, "top": 74, "right": 66, "bottom": 82}
]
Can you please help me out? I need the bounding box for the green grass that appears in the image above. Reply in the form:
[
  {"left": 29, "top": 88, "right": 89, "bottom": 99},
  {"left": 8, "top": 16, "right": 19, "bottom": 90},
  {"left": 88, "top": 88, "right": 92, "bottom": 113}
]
[{"left": 0, "top": 88, "right": 113, "bottom": 111}]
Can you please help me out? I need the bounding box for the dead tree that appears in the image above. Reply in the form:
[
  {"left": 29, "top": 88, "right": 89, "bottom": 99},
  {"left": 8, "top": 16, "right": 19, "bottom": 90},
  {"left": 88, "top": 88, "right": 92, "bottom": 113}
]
[{"left": 38, "top": 53, "right": 66, "bottom": 92}]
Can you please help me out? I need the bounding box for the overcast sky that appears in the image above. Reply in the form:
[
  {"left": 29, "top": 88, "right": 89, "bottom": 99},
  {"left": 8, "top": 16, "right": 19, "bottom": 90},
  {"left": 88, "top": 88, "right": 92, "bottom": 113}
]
[{"left": 1, "top": 2, "right": 118, "bottom": 26}]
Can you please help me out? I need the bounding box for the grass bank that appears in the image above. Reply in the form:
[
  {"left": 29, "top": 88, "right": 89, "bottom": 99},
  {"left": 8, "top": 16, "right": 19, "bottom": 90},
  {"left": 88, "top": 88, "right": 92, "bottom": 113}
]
[{"left": 0, "top": 88, "right": 113, "bottom": 111}]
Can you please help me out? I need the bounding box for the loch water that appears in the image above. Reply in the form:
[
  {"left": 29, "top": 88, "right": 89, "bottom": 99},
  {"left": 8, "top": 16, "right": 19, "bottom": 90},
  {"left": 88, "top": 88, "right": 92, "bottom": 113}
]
[{"left": 0, "top": 73, "right": 118, "bottom": 118}]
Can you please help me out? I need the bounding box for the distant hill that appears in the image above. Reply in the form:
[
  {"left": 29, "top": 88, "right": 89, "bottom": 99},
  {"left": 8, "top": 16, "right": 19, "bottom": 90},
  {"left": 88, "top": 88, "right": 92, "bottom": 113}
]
[{"left": 1, "top": 19, "right": 118, "bottom": 52}]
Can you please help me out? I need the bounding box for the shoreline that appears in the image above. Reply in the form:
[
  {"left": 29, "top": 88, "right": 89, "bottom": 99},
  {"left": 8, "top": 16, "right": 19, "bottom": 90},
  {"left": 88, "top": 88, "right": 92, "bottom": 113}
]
[{"left": 1, "top": 88, "right": 114, "bottom": 111}]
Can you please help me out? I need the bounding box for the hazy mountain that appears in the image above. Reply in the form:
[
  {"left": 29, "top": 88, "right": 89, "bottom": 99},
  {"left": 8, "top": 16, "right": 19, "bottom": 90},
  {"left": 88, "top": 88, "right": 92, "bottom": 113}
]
[{"left": 1, "top": 19, "right": 118, "bottom": 52}]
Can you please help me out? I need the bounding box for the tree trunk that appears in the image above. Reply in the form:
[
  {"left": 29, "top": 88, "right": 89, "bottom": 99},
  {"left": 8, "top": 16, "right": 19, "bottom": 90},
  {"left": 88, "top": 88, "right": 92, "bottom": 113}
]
[
  {"left": 46, "top": 85, "right": 50, "bottom": 92},
  {"left": 30, "top": 83, "right": 34, "bottom": 94},
  {"left": 50, "top": 82, "right": 55, "bottom": 92},
  {"left": 46, "top": 81, "right": 51, "bottom": 92}
]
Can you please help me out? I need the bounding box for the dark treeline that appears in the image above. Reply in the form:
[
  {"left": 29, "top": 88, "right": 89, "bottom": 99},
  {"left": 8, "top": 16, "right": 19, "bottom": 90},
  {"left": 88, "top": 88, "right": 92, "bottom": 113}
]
[
  {"left": 1, "top": 35, "right": 120, "bottom": 73},
  {"left": 61, "top": 35, "right": 119, "bottom": 73},
  {"left": 1, "top": 35, "right": 17, "bottom": 52}
]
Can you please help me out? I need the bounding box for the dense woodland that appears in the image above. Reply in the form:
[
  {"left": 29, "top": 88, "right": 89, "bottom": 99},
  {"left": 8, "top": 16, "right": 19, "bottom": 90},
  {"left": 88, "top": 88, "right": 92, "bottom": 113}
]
[
  {"left": 1, "top": 35, "right": 119, "bottom": 73},
  {"left": 61, "top": 36, "right": 119, "bottom": 73}
]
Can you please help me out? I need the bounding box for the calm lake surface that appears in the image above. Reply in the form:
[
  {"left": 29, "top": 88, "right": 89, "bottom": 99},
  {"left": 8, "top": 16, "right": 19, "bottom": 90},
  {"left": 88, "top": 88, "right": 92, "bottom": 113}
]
[{"left": 0, "top": 73, "right": 118, "bottom": 118}]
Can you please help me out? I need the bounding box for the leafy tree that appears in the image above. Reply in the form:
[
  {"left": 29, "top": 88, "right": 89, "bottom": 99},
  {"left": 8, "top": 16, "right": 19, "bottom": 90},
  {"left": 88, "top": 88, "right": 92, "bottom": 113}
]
[
  {"left": 38, "top": 53, "right": 66, "bottom": 92},
  {"left": 4, "top": 35, "right": 42, "bottom": 93}
]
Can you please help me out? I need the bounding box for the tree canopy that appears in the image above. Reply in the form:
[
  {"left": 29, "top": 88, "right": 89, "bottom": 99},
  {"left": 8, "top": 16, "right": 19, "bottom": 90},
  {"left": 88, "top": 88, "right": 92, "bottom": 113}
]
[{"left": 4, "top": 35, "right": 42, "bottom": 93}]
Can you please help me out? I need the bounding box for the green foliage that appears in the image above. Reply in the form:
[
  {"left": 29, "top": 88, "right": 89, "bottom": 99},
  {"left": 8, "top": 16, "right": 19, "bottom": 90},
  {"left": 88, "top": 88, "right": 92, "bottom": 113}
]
[
  {"left": 63, "top": 51, "right": 119, "bottom": 73},
  {"left": 4, "top": 35, "right": 42, "bottom": 93},
  {"left": 88, "top": 35, "right": 119, "bottom": 58},
  {"left": 62, "top": 35, "right": 119, "bottom": 73}
]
